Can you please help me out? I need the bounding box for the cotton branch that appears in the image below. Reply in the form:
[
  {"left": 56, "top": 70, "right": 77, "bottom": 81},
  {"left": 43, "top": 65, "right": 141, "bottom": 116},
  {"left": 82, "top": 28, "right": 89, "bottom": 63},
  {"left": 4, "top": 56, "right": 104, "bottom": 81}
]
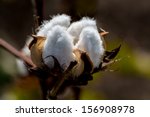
[
  {"left": 31, "top": 0, "right": 43, "bottom": 29},
  {"left": 0, "top": 38, "right": 36, "bottom": 68},
  {"left": 0, "top": 38, "right": 52, "bottom": 99}
]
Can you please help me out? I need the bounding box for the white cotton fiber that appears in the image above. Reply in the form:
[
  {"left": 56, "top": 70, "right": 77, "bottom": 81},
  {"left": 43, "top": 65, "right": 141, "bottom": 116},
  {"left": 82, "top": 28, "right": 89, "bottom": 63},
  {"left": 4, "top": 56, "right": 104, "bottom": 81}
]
[
  {"left": 67, "top": 17, "right": 97, "bottom": 44},
  {"left": 75, "top": 27, "right": 105, "bottom": 68},
  {"left": 42, "top": 25, "right": 75, "bottom": 70},
  {"left": 37, "top": 14, "right": 71, "bottom": 36}
]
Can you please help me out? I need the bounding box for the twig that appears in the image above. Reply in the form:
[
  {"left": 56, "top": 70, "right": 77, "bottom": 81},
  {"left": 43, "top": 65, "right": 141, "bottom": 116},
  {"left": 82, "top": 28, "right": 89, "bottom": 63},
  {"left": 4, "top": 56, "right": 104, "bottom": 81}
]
[
  {"left": 0, "top": 38, "right": 53, "bottom": 100},
  {"left": 31, "top": 0, "right": 43, "bottom": 26},
  {"left": 0, "top": 38, "right": 36, "bottom": 67},
  {"left": 49, "top": 61, "right": 77, "bottom": 99}
]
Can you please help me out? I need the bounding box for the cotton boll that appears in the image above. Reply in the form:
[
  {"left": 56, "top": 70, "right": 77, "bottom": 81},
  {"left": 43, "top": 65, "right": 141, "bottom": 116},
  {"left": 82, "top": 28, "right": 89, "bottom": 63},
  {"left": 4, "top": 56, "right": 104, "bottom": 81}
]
[
  {"left": 67, "top": 17, "right": 97, "bottom": 44},
  {"left": 37, "top": 14, "right": 71, "bottom": 36},
  {"left": 42, "top": 25, "right": 75, "bottom": 70},
  {"left": 75, "top": 27, "right": 105, "bottom": 68}
]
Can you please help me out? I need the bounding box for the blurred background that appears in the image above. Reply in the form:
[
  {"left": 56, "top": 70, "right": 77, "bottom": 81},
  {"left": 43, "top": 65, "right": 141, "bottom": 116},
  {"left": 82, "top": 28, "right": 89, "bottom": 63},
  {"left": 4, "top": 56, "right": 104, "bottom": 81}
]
[{"left": 0, "top": 0, "right": 150, "bottom": 99}]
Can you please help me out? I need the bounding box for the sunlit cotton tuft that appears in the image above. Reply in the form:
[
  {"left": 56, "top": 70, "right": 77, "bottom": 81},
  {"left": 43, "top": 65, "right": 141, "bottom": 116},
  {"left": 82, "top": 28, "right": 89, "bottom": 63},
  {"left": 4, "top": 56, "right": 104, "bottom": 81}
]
[
  {"left": 75, "top": 27, "right": 105, "bottom": 68},
  {"left": 37, "top": 14, "right": 71, "bottom": 36},
  {"left": 42, "top": 25, "right": 75, "bottom": 70},
  {"left": 67, "top": 17, "right": 97, "bottom": 44}
]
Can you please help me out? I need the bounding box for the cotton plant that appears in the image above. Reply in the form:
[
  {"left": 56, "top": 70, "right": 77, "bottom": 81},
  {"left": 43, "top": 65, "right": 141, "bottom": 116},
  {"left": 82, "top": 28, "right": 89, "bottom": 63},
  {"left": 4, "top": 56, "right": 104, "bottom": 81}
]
[{"left": 17, "top": 14, "right": 120, "bottom": 99}]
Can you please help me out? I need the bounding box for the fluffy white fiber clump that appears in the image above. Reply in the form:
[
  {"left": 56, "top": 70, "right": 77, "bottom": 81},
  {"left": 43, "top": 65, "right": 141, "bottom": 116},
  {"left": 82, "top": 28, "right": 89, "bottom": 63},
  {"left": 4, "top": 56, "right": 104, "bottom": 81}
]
[
  {"left": 75, "top": 27, "right": 105, "bottom": 68},
  {"left": 37, "top": 14, "right": 71, "bottom": 36},
  {"left": 67, "top": 17, "right": 97, "bottom": 44},
  {"left": 67, "top": 17, "right": 104, "bottom": 68},
  {"left": 42, "top": 25, "right": 75, "bottom": 70}
]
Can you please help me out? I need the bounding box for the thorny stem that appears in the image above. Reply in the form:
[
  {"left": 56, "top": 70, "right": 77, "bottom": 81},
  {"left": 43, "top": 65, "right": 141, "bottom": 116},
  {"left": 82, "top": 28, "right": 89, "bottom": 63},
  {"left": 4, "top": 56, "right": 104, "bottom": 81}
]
[{"left": 0, "top": 38, "right": 36, "bottom": 67}]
